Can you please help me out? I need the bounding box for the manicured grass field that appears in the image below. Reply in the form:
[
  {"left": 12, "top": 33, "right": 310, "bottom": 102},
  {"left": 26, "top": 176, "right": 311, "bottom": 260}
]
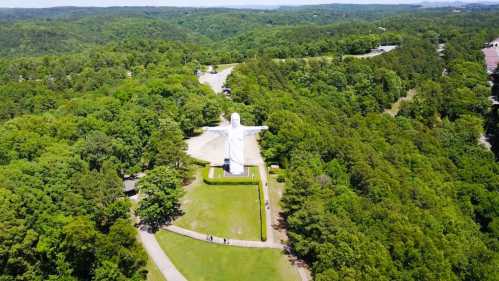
[
  {"left": 174, "top": 182, "right": 261, "bottom": 240},
  {"left": 155, "top": 231, "right": 301, "bottom": 281}
]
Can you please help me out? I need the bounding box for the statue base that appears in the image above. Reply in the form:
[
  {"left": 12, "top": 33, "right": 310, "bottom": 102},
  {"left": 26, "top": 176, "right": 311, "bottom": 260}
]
[
  {"left": 223, "top": 158, "right": 245, "bottom": 176},
  {"left": 223, "top": 166, "right": 250, "bottom": 177}
]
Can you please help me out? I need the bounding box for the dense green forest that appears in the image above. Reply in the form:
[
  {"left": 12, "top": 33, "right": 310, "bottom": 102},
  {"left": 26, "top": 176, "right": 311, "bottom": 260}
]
[
  {"left": 225, "top": 21, "right": 499, "bottom": 280},
  {"left": 1, "top": 3, "right": 499, "bottom": 281}
]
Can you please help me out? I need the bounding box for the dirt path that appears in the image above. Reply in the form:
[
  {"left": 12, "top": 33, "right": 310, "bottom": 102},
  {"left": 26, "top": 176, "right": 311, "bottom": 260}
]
[{"left": 384, "top": 88, "right": 417, "bottom": 117}]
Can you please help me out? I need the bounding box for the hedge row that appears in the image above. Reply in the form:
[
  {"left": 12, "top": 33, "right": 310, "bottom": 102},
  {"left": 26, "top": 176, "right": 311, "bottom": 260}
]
[
  {"left": 258, "top": 181, "right": 267, "bottom": 241},
  {"left": 202, "top": 166, "right": 259, "bottom": 185}
]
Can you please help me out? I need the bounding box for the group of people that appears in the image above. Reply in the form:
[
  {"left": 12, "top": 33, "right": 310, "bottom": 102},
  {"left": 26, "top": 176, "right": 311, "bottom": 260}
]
[{"left": 206, "top": 235, "right": 230, "bottom": 245}]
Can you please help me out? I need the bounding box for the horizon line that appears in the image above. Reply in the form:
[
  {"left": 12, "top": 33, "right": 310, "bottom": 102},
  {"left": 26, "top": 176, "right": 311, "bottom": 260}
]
[{"left": 0, "top": 1, "right": 497, "bottom": 9}]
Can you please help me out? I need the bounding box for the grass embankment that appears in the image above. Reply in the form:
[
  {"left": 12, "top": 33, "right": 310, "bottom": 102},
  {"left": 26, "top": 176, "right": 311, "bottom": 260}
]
[
  {"left": 155, "top": 231, "right": 301, "bottom": 281},
  {"left": 216, "top": 63, "right": 239, "bottom": 71},
  {"left": 146, "top": 257, "right": 167, "bottom": 281}
]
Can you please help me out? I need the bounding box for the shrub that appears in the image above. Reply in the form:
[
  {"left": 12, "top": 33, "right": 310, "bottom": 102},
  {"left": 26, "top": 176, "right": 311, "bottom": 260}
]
[
  {"left": 268, "top": 166, "right": 280, "bottom": 174},
  {"left": 276, "top": 172, "right": 286, "bottom": 183},
  {"left": 190, "top": 157, "right": 210, "bottom": 166}
]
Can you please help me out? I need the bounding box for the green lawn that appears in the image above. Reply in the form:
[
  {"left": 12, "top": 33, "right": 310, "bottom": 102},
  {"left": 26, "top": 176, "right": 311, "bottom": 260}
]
[
  {"left": 174, "top": 182, "right": 261, "bottom": 240},
  {"left": 156, "top": 231, "right": 300, "bottom": 281},
  {"left": 146, "top": 256, "right": 167, "bottom": 281}
]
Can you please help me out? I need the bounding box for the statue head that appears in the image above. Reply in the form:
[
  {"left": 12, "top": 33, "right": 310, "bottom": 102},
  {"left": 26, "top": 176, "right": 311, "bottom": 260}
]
[{"left": 231, "top": 112, "right": 241, "bottom": 128}]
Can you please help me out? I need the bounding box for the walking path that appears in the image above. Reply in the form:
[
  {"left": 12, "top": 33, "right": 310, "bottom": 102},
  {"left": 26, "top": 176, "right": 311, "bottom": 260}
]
[
  {"left": 139, "top": 227, "right": 188, "bottom": 281},
  {"left": 163, "top": 225, "right": 284, "bottom": 249},
  {"left": 129, "top": 193, "right": 186, "bottom": 281},
  {"left": 384, "top": 88, "right": 417, "bottom": 117}
]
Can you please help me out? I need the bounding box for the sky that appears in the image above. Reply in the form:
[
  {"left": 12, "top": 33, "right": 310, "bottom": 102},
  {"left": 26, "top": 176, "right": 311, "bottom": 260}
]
[{"left": 0, "top": 0, "right": 488, "bottom": 8}]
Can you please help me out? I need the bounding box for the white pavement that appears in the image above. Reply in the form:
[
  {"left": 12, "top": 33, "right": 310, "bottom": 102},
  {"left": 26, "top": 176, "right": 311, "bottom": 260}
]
[
  {"left": 347, "top": 45, "right": 398, "bottom": 59},
  {"left": 198, "top": 66, "right": 235, "bottom": 94},
  {"left": 139, "top": 228, "right": 187, "bottom": 281},
  {"left": 163, "top": 225, "right": 284, "bottom": 249}
]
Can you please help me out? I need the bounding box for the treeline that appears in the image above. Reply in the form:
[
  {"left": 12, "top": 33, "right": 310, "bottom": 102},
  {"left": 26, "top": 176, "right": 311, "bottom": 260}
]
[
  {"left": 207, "top": 22, "right": 403, "bottom": 64},
  {"left": 0, "top": 40, "right": 209, "bottom": 121},
  {"left": 1, "top": 5, "right": 499, "bottom": 281},
  {"left": 225, "top": 24, "right": 499, "bottom": 280},
  {"left": 0, "top": 40, "right": 222, "bottom": 281},
  {"left": 0, "top": 4, "right": 492, "bottom": 59}
]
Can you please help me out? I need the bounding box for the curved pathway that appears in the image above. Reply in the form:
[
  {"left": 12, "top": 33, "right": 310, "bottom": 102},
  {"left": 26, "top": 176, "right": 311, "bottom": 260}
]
[
  {"left": 163, "top": 225, "right": 284, "bottom": 249},
  {"left": 139, "top": 227, "right": 188, "bottom": 281}
]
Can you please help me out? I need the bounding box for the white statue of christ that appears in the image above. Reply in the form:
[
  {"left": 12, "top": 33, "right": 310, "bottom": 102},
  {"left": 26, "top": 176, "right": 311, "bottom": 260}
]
[{"left": 204, "top": 113, "right": 268, "bottom": 175}]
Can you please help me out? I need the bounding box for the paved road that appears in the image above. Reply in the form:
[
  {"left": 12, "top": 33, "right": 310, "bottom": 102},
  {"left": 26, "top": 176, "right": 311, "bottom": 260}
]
[
  {"left": 139, "top": 227, "right": 187, "bottom": 281},
  {"left": 163, "top": 225, "right": 284, "bottom": 249},
  {"left": 198, "top": 66, "right": 235, "bottom": 94},
  {"left": 345, "top": 45, "right": 398, "bottom": 59}
]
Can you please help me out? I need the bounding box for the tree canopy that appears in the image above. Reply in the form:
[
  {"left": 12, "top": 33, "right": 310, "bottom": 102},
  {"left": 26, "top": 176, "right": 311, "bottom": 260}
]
[{"left": 1, "top": 4, "right": 499, "bottom": 281}]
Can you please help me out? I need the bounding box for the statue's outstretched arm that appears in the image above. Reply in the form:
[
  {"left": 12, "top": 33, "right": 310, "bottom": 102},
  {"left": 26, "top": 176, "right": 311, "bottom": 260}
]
[
  {"left": 203, "top": 126, "right": 228, "bottom": 136},
  {"left": 243, "top": 126, "right": 269, "bottom": 136}
]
